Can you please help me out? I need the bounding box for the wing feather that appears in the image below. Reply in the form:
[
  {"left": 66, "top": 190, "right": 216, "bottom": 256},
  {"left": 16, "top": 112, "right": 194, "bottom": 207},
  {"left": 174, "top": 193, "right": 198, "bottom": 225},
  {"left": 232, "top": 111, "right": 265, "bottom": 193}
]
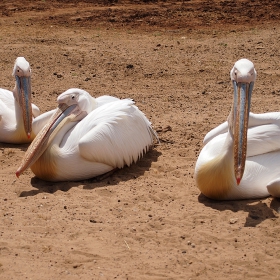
[
  {"left": 78, "top": 99, "right": 154, "bottom": 168},
  {"left": 31, "top": 103, "right": 40, "bottom": 118},
  {"left": 203, "top": 118, "right": 280, "bottom": 159},
  {"left": 32, "top": 109, "right": 56, "bottom": 135},
  {"left": 0, "top": 89, "right": 15, "bottom": 110},
  {"left": 204, "top": 112, "right": 280, "bottom": 146}
]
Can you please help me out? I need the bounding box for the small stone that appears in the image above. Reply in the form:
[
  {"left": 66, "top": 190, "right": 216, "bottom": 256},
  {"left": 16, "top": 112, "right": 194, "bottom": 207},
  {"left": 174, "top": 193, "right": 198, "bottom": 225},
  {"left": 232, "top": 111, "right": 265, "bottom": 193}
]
[{"left": 229, "top": 218, "right": 238, "bottom": 224}]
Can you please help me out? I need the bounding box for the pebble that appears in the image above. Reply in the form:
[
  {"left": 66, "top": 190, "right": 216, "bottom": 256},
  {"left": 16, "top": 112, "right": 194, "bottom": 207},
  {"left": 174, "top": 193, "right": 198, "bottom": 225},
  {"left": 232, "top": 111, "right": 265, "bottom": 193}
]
[{"left": 230, "top": 218, "right": 238, "bottom": 224}]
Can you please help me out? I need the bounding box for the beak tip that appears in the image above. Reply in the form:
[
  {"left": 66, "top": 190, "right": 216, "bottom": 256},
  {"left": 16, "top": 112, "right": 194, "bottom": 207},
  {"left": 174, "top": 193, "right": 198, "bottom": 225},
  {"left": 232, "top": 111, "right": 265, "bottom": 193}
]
[
  {"left": 27, "top": 132, "right": 31, "bottom": 139},
  {"left": 236, "top": 177, "right": 241, "bottom": 185},
  {"left": 15, "top": 170, "right": 20, "bottom": 178}
]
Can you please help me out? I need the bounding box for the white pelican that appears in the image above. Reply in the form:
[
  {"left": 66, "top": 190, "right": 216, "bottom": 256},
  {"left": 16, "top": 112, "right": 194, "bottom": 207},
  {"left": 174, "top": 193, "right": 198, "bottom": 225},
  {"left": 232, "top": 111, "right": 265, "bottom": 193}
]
[
  {"left": 16, "top": 88, "right": 157, "bottom": 181},
  {"left": 195, "top": 58, "right": 280, "bottom": 200},
  {"left": 0, "top": 57, "right": 40, "bottom": 143}
]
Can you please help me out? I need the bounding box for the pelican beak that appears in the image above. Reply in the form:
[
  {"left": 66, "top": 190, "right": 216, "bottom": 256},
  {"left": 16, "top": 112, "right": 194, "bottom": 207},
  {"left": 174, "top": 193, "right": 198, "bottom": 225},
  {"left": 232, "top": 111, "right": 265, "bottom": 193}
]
[
  {"left": 16, "top": 103, "right": 79, "bottom": 177},
  {"left": 232, "top": 80, "right": 254, "bottom": 185},
  {"left": 15, "top": 75, "right": 32, "bottom": 138}
]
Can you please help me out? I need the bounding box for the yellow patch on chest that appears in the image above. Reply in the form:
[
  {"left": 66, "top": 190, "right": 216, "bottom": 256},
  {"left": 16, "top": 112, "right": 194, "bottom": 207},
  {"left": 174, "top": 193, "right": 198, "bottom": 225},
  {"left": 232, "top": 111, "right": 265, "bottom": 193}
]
[
  {"left": 195, "top": 155, "right": 235, "bottom": 200},
  {"left": 30, "top": 146, "right": 57, "bottom": 181}
]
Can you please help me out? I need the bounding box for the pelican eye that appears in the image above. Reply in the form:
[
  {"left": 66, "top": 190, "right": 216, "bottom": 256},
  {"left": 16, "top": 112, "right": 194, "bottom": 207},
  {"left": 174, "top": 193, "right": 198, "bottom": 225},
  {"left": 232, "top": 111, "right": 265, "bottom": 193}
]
[{"left": 71, "top": 95, "right": 75, "bottom": 100}]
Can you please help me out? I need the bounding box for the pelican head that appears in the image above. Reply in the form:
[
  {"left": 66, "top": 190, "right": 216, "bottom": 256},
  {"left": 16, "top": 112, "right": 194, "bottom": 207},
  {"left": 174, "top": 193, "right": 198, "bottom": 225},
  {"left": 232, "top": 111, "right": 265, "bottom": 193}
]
[
  {"left": 12, "top": 57, "right": 32, "bottom": 138},
  {"left": 57, "top": 88, "right": 97, "bottom": 113},
  {"left": 16, "top": 88, "right": 95, "bottom": 177},
  {"left": 229, "top": 58, "right": 257, "bottom": 185}
]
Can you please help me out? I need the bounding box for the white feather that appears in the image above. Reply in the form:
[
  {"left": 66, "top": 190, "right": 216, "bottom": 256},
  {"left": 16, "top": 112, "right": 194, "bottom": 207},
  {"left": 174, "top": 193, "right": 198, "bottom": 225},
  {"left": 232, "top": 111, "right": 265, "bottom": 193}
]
[
  {"left": 29, "top": 90, "right": 156, "bottom": 181},
  {"left": 195, "top": 59, "right": 280, "bottom": 200},
  {"left": 0, "top": 57, "right": 40, "bottom": 143}
]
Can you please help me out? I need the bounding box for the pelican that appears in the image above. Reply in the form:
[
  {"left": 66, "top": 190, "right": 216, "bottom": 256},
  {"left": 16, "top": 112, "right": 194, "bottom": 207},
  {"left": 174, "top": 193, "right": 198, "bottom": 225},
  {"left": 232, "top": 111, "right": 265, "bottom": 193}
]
[
  {"left": 195, "top": 58, "right": 280, "bottom": 200},
  {"left": 16, "top": 88, "right": 157, "bottom": 181},
  {"left": 0, "top": 57, "right": 40, "bottom": 143}
]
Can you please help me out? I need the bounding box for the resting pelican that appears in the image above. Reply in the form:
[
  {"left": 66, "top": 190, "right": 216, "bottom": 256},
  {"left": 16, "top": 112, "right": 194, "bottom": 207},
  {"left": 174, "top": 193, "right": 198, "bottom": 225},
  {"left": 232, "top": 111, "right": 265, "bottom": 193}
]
[
  {"left": 0, "top": 57, "right": 40, "bottom": 143},
  {"left": 16, "top": 88, "right": 157, "bottom": 181},
  {"left": 195, "top": 58, "right": 280, "bottom": 200}
]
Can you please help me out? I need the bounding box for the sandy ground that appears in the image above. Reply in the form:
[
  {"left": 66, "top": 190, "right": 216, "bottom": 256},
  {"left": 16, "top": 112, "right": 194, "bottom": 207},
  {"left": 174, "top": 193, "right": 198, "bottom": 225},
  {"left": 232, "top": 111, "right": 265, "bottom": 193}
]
[{"left": 0, "top": 0, "right": 280, "bottom": 279}]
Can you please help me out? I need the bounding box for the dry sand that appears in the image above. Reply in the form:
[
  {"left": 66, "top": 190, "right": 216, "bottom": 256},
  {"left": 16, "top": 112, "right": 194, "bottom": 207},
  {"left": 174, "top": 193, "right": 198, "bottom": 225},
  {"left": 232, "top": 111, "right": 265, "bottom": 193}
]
[{"left": 0, "top": 0, "right": 280, "bottom": 279}]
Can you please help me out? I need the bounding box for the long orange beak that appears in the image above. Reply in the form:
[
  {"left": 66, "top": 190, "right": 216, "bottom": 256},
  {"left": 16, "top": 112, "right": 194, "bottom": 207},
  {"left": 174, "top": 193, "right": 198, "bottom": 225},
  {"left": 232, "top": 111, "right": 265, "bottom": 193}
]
[
  {"left": 232, "top": 80, "right": 254, "bottom": 185},
  {"left": 16, "top": 103, "right": 78, "bottom": 177},
  {"left": 15, "top": 75, "right": 32, "bottom": 138}
]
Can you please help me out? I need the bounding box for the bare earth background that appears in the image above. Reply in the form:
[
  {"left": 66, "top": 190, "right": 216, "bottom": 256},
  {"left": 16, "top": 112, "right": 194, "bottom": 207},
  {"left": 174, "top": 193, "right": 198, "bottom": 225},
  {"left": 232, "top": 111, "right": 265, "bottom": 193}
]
[{"left": 0, "top": 0, "right": 280, "bottom": 279}]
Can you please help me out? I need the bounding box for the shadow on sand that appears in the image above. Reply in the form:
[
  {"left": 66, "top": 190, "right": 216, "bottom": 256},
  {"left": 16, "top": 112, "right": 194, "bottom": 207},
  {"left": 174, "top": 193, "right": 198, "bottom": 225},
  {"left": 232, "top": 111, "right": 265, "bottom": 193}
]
[
  {"left": 0, "top": 142, "right": 30, "bottom": 152},
  {"left": 18, "top": 149, "right": 162, "bottom": 197},
  {"left": 198, "top": 193, "right": 280, "bottom": 227}
]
